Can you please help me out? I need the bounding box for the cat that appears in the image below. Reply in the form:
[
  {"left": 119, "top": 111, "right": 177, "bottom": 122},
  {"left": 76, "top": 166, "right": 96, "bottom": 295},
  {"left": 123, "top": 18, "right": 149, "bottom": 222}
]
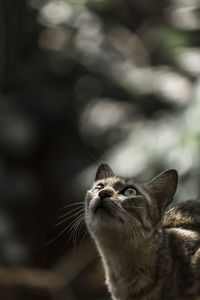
[{"left": 84, "top": 164, "right": 200, "bottom": 300}]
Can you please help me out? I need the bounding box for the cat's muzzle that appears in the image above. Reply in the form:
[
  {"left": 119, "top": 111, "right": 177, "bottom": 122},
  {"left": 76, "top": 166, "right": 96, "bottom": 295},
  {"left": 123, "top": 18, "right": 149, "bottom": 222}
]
[{"left": 89, "top": 196, "right": 113, "bottom": 216}]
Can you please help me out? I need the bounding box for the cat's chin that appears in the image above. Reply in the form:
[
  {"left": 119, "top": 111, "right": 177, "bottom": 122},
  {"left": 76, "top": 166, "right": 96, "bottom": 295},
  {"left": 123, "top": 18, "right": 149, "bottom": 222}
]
[
  {"left": 86, "top": 208, "right": 115, "bottom": 226},
  {"left": 85, "top": 196, "right": 124, "bottom": 236},
  {"left": 85, "top": 206, "right": 120, "bottom": 234}
]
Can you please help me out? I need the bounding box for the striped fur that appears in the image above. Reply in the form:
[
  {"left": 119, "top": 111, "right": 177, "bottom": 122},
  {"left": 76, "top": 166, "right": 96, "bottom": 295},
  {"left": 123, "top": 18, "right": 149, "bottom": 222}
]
[{"left": 85, "top": 164, "right": 200, "bottom": 300}]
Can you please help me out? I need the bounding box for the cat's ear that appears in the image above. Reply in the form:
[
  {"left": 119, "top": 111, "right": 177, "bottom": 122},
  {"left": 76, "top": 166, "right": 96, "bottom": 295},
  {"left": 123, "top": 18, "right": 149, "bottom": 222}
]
[
  {"left": 145, "top": 169, "right": 178, "bottom": 210},
  {"left": 95, "top": 164, "right": 115, "bottom": 181}
]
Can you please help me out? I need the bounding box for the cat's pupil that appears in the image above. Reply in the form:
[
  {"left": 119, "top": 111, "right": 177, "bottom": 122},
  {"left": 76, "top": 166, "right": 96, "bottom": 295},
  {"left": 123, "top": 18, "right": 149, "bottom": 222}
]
[
  {"left": 123, "top": 187, "right": 137, "bottom": 197},
  {"left": 92, "top": 184, "right": 103, "bottom": 192}
]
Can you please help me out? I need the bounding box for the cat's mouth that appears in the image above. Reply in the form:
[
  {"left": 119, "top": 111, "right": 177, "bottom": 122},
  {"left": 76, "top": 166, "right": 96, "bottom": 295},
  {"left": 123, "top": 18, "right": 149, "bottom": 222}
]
[
  {"left": 89, "top": 196, "right": 114, "bottom": 217},
  {"left": 86, "top": 197, "right": 125, "bottom": 232}
]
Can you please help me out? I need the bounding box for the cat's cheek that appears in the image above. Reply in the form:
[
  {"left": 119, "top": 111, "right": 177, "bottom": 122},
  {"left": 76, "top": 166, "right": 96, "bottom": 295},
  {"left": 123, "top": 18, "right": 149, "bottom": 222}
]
[
  {"left": 85, "top": 206, "right": 100, "bottom": 228},
  {"left": 85, "top": 213, "right": 102, "bottom": 236},
  {"left": 85, "top": 191, "right": 94, "bottom": 204},
  {"left": 85, "top": 208, "right": 114, "bottom": 235}
]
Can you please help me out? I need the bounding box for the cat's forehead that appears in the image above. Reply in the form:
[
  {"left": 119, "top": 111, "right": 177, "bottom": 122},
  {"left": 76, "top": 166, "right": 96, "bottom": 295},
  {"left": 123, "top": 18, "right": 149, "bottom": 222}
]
[
  {"left": 95, "top": 175, "right": 143, "bottom": 188},
  {"left": 95, "top": 177, "right": 126, "bottom": 188}
]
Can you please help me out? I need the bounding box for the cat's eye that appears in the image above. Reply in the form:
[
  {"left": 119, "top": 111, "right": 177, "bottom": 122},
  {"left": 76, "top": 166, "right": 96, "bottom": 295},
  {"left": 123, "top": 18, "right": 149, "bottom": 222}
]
[
  {"left": 92, "top": 184, "right": 104, "bottom": 193},
  {"left": 123, "top": 187, "right": 138, "bottom": 197}
]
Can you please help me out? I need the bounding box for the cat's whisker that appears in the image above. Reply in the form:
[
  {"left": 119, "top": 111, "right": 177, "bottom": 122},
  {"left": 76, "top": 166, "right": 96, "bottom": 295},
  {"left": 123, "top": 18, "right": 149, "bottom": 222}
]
[
  {"left": 120, "top": 207, "right": 135, "bottom": 227},
  {"left": 126, "top": 209, "right": 145, "bottom": 238},
  {"left": 119, "top": 210, "right": 137, "bottom": 244},
  {"left": 123, "top": 210, "right": 142, "bottom": 242},
  {"left": 131, "top": 215, "right": 145, "bottom": 238},
  {"left": 47, "top": 211, "right": 84, "bottom": 245},
  {"left": 72, "top": 215, "right": 84, "bottom": 242},
  {"left": 125, "top": 220, "right": 134, "bottom": 246},
  {"left": 54, "top": 209, "right": 84, "bottom": 227},
  {"left": 68, "top": 212, "right": 85, "bottom": 248},
  {"left": 73, "top": 218, "right": 85, "bottom": 249},
  {"left": 61, "top": 202, "right": 84, "bottom": 210},
  {"left": 65, "top": 214, "right": 84, "bottom": 245},
  {"left": 114, "top": 209, "right": 124, "bottom": 242},
  {"left": 111, "top": 205, "right": 141, "bottom": 243},
  {"left": 124, "top": 206, "right": 144, "bottom": 210},
  {"left": 125, "top": 218, "right": 136, "bottom": 247},
  {"left": 111, "top": 203, "right": 145, "bottom": 242},
  {"left": 110, "top": 206, "right": 132, "bottom": 247},
  {"left": 58, "top": 206, "right": 84, "bottom": 219},
  {"left": 116, "top": 211, "right": 128, "bottom": 245}
]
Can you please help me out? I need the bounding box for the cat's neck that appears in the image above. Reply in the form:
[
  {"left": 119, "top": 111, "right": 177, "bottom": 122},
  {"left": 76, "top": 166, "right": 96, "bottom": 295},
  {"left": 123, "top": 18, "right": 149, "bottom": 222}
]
[{"left": 94, "top": 230, "right": 164, "bottom": 300}]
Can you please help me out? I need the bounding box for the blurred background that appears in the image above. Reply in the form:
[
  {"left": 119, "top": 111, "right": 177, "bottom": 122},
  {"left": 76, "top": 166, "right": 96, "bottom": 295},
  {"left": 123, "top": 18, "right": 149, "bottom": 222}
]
[{"left": 1, "top": 0, "right": 200, "bottom": 299}]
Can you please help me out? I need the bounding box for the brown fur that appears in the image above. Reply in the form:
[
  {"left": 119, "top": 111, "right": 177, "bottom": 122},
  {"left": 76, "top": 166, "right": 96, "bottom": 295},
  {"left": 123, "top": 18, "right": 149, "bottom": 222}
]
[{"left": 85, "top": 164, "right": 200, "bottom": 300}]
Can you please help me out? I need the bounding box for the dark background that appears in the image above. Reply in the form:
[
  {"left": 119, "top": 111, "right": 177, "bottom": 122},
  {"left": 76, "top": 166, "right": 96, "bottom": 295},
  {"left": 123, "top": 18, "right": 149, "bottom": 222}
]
[{"left": 1, "top": 0, "right": 200, "bottom": 299}]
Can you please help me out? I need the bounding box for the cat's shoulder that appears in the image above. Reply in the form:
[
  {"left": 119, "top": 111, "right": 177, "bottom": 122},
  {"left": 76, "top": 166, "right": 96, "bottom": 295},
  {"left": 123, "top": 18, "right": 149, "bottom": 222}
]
[{"left": 163, "top": 199, "right": 200, "bottom": 229}]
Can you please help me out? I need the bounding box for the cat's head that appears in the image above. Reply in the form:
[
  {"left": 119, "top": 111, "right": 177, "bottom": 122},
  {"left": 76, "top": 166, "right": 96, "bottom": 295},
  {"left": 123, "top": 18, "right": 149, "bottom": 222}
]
[{"left": 85, "top": 164, "right": 178, "bottom": 242}]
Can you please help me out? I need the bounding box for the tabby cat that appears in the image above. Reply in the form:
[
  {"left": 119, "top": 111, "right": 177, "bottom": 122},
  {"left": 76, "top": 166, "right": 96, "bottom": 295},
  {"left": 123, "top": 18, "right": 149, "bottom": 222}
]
[{"left": 84, "top": 164, "right": 200, "bottom": 300}]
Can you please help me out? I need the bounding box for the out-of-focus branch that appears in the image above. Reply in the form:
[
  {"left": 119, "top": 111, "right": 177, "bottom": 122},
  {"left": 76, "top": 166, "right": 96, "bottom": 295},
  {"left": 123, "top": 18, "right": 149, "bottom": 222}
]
[
  {"left": 0, "top": 267, "right": 64, "bottom": 289},
  {"left": 0, "top": 240, "right": 98, "bottom": 300},
  {"left": 55, "top": 240, "right": 97, "bottom": 280}
]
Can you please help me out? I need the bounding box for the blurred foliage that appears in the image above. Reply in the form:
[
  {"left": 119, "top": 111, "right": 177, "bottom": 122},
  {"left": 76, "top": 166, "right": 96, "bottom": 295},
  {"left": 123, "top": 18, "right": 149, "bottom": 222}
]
[
  {"left": 1, "top": 0, "right": 200, "bottom": 299},
  {"left": 0, "top": 0, "right": 26, "bottom": 89}
]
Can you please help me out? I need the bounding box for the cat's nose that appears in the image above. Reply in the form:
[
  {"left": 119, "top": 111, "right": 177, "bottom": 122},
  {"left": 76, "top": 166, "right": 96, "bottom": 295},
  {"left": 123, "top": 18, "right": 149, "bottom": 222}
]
[{"left": 98, "top": 189, "right": 113, "bottom": 199}]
